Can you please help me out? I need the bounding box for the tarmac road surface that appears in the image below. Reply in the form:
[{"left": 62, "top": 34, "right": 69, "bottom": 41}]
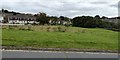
[{"left": 2, "top": 50, "right": 118, "bottom": 58}]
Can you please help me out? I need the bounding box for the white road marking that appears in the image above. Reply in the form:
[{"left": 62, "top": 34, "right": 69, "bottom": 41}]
[{"left": 2, "top": 50, "right": 118, "bottom": 55}]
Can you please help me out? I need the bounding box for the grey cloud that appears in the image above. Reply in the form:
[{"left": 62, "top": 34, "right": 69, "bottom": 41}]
[
  {"left": 90, "top": 2, "right": 108, "bottom": 4},
  {"left": 110, "top": 3, "right": 119, "bottom": 8},
  {"left": 0, "top": 0, "right": 119, "bottom": 18},
  {"left": 59, "top": 2, "right": 98, "bottom": 12}
]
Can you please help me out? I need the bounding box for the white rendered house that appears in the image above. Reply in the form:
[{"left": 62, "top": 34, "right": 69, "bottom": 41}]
[{"left": 0, "top": 15, "right": 3, "bottom": 23}]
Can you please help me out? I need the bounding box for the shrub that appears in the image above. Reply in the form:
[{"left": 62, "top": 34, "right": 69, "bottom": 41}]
[
  {"left": 81, "top": 29, "right": 87, "bottom": 33},
  {"left": 52, "top": 27, "right": 58, "bottom": 32},
  {"left": 57, "top": 26, "right": 66, "bottom": 32},
  {"left": 47, "top": 26, "right": 51, "bottom": 32}
]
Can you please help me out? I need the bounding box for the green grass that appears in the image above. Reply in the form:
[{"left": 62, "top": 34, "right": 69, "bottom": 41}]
[{"left": 2, "top": 25, "right": 118, "bottom": 50}]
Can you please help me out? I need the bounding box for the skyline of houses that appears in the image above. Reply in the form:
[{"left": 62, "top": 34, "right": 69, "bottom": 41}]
[
  {"left": 4, "top": 14, "right": 37, "bottom": 24},
  {"left": 0, "top": 10, "right": 37, "bottom": 24},
  {"left": 0, "top": 9, "right": 119, "bottom": 25}
]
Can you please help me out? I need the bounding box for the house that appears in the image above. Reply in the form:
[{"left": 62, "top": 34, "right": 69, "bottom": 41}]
[
  {"left": 0, "top": 9, "right": 38, "bottom": 24},
  {"left": 101, "top": 17, "right": 119, "bottom": 24},
  {"left": 0, "top": 14, "right": 3, "bottom": 23},
  {"left": 49, "top": 19, "right": 72, "bottom": 25},
  {"left": 0, "top": 10, "right": 4, "bottom": 23},
  {"left": 6, "top": 14, "right": 37, "bottom": 24}
]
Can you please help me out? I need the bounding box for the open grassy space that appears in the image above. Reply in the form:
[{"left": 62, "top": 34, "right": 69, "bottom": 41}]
[{"left": 2, "top": 25, "right": 118, "bottom": 50}]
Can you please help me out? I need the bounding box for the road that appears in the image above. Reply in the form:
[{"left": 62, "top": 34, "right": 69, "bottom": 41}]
[{"left": 2, "top": 50, "right": 118, "bottom": 58}]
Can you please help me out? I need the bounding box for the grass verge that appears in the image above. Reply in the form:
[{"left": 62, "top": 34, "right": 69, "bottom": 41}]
[{"left": 2, "top": 25, "right": 118, "bottom": 50}]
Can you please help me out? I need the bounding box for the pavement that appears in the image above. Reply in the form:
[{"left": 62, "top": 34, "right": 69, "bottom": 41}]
[{"left": 2, "top": 50, "right": 118, "bottom": 58}]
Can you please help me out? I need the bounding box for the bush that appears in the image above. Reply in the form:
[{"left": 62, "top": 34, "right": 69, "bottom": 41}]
[
  {"left": 81, "top": 29, "right": 87, "bottom": 33},
  {"left": 52, "top": 27, "right": 58, "bottom": 32},
  {"left": 47, "top": 26, "right": 51, "bottom": 32},
  {"left": 57, "top": 26, "right": 66, "bottom": 32}
]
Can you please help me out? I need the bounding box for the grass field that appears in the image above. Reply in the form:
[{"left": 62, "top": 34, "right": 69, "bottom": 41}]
[{"left": 2, "top": 25, "right": 118, "bottom": 50}]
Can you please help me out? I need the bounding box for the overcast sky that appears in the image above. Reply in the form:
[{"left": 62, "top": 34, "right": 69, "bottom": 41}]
[{"left": 0, "top": 0, "right": 119, "bottom": 18}]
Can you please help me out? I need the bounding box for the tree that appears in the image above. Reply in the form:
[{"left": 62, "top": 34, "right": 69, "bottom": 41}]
[
  {"left": 2, "top": 9, "right": 8, "bottom": 13},
  {"left": 36, "top": 12, "right": 49, "bottom": 25},
  {"left": 94, "top": 15, "right": 100, "bottom": 19},
  {"left": 101, "top": 16, "right": 108, "bottom": 19},
  {"left": 48, "top": 16, "right": 59, "bottom": 25},
  {"left": 59, "top": 16, "right": 64, "bottom": 20},
  {"left": 59, "top": 16, "right": 70, "bottom": 21},
  {"left": 59, "top": 16, "right": 70, "bottom": 25},
  {"left": 72, "top": 16, "right": 97, "bottom": 28}
]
